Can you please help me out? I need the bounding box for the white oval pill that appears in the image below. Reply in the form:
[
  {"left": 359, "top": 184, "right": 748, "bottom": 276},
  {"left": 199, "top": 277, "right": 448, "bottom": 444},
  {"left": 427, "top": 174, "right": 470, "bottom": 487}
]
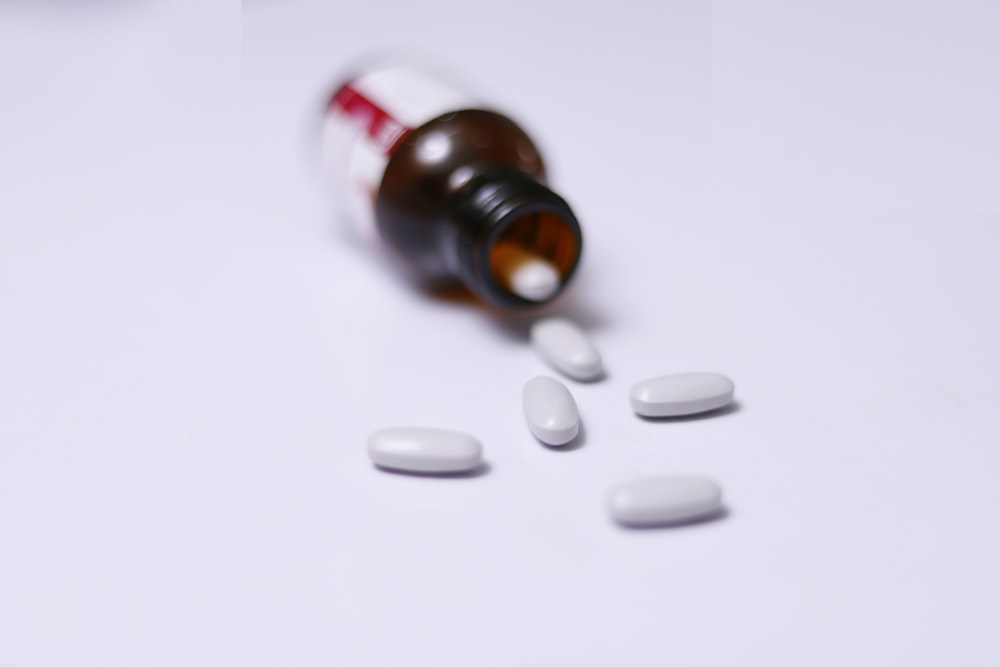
[
  {"left": 608, "top": 475, "right": 723, "bottom": 526},
  {"left": 530, "top": 317, "right": 603, "bottom": 381},
  {"left": 630, "top": 372, "right": 734, "bottom": 417},
  {"left": 522, "top": 375, "right": 580, "bottom": 446},
  {"left": 367, "top": 427, "right": 483, "bottom": 473}
]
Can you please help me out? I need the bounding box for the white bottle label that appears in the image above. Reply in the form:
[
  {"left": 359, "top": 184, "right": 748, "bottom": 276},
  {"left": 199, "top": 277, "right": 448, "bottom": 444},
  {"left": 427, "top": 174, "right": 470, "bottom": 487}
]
[{"left": 321, "top": 66, "right": 476, "bottom": 242}]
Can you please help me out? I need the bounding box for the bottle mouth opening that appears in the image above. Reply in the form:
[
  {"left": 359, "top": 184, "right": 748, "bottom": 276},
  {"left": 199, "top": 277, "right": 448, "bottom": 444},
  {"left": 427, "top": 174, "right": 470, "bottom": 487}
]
[
  {"left": 487, "top": 209, "right": 581, "bottom": 303},
  {"left": 452, "top": 166, "right": 583, "bottom": 309}
]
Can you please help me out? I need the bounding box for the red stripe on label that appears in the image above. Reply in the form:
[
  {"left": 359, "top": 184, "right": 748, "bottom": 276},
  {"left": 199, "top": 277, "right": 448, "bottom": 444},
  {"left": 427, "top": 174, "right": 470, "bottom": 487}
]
[{"left": 330, "top": 84, "right": 411, "bottom": 154}]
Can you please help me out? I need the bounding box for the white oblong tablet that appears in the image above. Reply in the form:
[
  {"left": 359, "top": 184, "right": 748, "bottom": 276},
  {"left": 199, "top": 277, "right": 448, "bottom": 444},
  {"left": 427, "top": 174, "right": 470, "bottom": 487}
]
[
  {"left": 630, "top": 372, "right": 734, "bottom": 417},
  {"left": 522, "top": 375, "right": 580, "bottom": 446},
  {"left": 529, "top": 317, "right": 603, "bottom": 381},
  {"left": 367, "top": 427, "right": 483, "bottom": 473},
  {"left": 608, "top": 475, "right": 723, "bottom": 526}
]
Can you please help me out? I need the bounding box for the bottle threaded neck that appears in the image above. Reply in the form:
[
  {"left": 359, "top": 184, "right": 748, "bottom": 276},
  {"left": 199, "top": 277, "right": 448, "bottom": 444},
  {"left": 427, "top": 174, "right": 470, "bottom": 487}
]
[{"left": 451, "top": 167, "right": 583, "bottom": 309}]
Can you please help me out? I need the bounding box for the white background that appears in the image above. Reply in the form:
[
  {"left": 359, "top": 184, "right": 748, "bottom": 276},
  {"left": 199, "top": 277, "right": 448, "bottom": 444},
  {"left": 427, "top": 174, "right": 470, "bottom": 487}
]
[{"left": 2, "top": 1, "right": 999, "bottom": 665}]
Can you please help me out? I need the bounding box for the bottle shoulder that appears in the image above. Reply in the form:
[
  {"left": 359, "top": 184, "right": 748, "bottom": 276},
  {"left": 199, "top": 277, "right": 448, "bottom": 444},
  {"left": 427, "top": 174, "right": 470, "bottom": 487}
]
[{"left": 385, "top": 109, "right": 547, "bottom": 192}]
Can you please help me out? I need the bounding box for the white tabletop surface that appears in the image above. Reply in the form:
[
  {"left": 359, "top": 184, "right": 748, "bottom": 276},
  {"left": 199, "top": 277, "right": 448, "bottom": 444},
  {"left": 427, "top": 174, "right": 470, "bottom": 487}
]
[{"left": 2, "top": 1, "right": 999, "bottom": 665}]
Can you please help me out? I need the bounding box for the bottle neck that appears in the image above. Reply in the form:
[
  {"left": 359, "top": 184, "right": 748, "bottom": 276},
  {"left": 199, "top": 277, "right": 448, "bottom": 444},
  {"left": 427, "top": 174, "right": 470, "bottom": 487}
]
[{"left": 449, "top": 167, "right": 583, "bottom": 309}]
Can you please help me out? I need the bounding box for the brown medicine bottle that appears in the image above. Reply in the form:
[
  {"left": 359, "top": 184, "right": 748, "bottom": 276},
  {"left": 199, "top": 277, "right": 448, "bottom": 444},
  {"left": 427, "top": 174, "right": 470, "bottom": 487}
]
[{"left": 322, "top": 64, "right": 583, "bottom": 309}]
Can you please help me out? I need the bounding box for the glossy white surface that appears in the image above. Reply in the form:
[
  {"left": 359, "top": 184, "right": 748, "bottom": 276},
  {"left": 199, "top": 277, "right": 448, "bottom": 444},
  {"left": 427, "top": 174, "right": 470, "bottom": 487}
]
[
  {"left": 608, "top": 475, "right": 723, "bottom": 526},
  {"left": 630, "top": 372, "right": 735, "bottom": 417},
  {"left": 529, "top": 317, "right": 604, "bottom": 381},
  {"left": 367, "top": 427, "right": 483, "bottom": 473},
  {"left": 522, "top": 375, "right": 580, "bottom": 446},
  {"left": 508, "top": 258, "right": 561, "bottom": 301}
]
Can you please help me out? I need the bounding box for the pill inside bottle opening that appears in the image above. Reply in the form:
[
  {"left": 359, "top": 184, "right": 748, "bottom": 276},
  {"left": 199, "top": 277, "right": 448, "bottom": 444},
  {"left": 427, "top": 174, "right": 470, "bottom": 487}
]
[
  {"left": 489, "top": 210, "right": 579, "bottom": 302},
  {"left": 498, "top": 250, "right": 561, "bottom": 300}
]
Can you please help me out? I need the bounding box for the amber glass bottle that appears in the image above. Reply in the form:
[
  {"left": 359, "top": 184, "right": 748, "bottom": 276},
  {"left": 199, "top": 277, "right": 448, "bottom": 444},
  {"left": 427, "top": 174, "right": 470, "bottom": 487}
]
[{"left": 323, "top": 64, "right": 583, "bottom": 309}]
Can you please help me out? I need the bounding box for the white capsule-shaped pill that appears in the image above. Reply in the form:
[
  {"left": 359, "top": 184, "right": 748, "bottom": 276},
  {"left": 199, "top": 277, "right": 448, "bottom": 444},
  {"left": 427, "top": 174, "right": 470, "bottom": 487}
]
[
  {"left": 367, "top": 427, "right": 483, "bottom": 473},
  {"left": 608, "top": 475, "right": 723, "bottom": 526},
  {"left": 530, "top": 317, "right": 603, "bottom": 381},
  {"left": 630, "top": 372, "right": 735, "bottom": 417},
  {"left": 522, "top": 375, "right": 580, "bottom": 446}
]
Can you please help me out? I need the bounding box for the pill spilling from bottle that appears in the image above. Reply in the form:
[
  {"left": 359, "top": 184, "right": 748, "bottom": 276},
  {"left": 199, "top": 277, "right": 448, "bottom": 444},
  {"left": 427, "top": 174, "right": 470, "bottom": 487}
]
[{"left": 325, "top": 61, "right": 735, "bottom": 530}]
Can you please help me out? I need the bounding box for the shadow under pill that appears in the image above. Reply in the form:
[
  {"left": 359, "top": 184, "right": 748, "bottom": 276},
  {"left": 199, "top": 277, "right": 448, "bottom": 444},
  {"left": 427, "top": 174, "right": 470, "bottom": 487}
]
[
  {"left": 614, "top": 506, "right": 731, "bottom": 531},
  {"left": 636, "top": 401, "right": 742, "bottom": 423},
  {"left": 573, "top": 368, "right": 608, "bottom": 384},
  {"left": 373, "top": 462, "right": 492, "bottom": 479}
]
